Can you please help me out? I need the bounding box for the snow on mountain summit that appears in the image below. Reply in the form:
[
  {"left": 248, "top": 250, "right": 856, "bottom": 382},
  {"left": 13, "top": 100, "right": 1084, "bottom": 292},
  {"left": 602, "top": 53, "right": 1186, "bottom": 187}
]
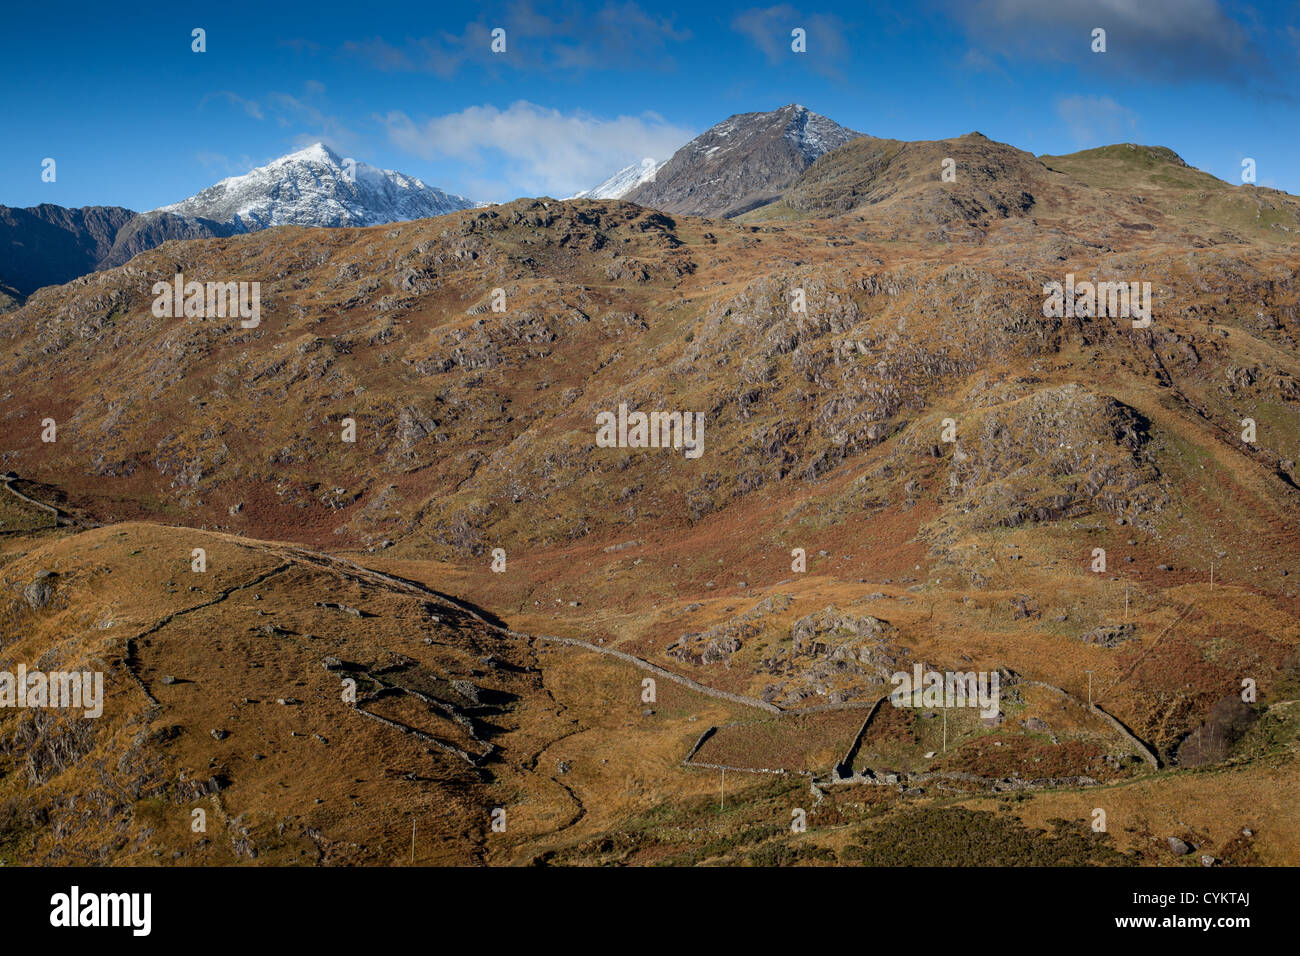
[
  {"left": 571, "top": 158, "right": 667, "bottom": 200},
  {"left": 622, "top": 104, "right": 862, "bottom": 218},
  {"left": 152, "top": 144, "right": 481, "bottom": 230},
  {"left": 780, "top": 105, "right": 859, "bottom": 161}
]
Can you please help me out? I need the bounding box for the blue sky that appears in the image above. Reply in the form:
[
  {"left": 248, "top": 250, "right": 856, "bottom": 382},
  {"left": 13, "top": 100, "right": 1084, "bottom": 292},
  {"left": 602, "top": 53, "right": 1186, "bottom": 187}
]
[{"left": 4, "top": 0, "right": 1299, "bottom": 210}]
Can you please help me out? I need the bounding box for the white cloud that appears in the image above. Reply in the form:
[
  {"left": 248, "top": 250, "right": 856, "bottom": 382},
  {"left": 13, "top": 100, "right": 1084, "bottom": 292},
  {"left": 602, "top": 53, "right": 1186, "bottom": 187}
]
[
  {"left": 378, "top": 101, "right": 694, "bottom": 201},
  {"left": 197, "top": 84, "right": 361, "bottom": 156},
  {"left": 266, "top": 92, "right": 361, "bottom": 154}
]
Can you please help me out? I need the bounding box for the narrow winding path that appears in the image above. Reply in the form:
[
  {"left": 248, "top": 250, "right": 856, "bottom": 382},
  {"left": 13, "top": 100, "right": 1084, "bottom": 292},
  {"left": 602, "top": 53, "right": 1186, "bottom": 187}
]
[{"left": 5, "top": 474, "right": 1173, "bottom": 787}]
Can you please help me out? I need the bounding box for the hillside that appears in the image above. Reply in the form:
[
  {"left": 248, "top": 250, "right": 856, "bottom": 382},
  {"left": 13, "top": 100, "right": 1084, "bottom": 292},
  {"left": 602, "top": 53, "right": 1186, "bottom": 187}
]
[
  {"left": 1041, "top": 143, "right": 1300, "bottom": 241},
  {"left": 0, "top": 128, "right": 1298, "bottom": 866},
  {"left": 0, "top": 204, "right": 136, "bottom": 298},
  {"left": 742, "top": 135, "right": 1300, "bottom": 246}
]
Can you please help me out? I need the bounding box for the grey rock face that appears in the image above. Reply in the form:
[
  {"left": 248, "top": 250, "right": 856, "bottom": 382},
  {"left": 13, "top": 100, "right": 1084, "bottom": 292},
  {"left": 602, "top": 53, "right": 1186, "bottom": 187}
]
[
  {"left": 23, "top": 572, "right": 58, "bottom": 611},
  {"left": 0, "top": 204, "right": 136, "bottom": 298},
  {"left": 624, "top": 104, "right": 861, "bottom": 218}
]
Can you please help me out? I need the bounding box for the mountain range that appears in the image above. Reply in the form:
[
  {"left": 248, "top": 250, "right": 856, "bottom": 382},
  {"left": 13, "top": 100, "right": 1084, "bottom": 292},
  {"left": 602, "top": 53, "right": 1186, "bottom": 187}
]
[
  {"left": 0, "top": 144, "right": 479, "bottom": 304},
  {"left": 152, "top": 143, "right": 479, "bottom": 229},
  {"left": 0, "top": 106, "right": 866, "bottom": 304},
  {"left": 12, "top": 103, "right": 1296, "bottom": 310},
  {"left": 2, "top": 101, "right": 1299, "bottom": 867}
]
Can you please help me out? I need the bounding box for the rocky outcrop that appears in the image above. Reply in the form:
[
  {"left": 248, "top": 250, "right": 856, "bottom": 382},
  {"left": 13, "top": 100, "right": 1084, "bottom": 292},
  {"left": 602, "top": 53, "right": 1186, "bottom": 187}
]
[
  {"left": 668, "top": 594, "right": 793, "bottom": 667},
  {"left": 946, "top": 384, "right": 1166, "bottom": 530},
  {"left": 761, "top": 605, "right": 910, "bottom": 707}
]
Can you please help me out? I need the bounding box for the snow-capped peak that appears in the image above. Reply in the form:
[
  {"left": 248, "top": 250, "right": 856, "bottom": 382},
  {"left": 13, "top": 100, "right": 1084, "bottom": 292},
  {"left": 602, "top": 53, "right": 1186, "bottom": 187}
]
[
  {"left": 779, "top": 105, "right": 857, "bottom": 161},
  {"left": 270, "top": 142, "right": 342, "bottom": 167},
  {"left": 152, "top": 144, "right": 481, "bottom": 230},
  {"left": 672, "top": 105, "right": 857, "bottom": 169},
  {"left": 570, "top": 158, "right": 667, "bottom": 200}
]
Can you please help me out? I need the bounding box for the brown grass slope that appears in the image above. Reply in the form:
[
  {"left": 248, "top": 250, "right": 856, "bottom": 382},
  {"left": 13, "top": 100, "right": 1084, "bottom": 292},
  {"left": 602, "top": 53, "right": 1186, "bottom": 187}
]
[{"left": 0, "top": 135, "right": 1297, "bottom": 864}]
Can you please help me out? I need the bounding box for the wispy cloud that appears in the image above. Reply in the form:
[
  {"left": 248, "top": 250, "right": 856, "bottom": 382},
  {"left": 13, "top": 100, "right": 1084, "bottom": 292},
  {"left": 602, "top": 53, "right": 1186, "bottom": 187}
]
[
  {"left": 194, "top": 150, "right": 260, "bottom": 177},
  {"left": 201, "top": 91, "right": 263, "bottom": 121},
  {"left": 378, "top": 101, "right": 694, "bottom": 201},
  {"left": 731, "top": 5, "right": 851, "bottom": 78},
  {"left": 278, "top": 37, "right": 323, "bottom": 55},
  {"left": 343, "top": 37, "right": 423, "bottom": 72},
  {"left": 344, "top": 1, "right": 688, "bottom": 77},
  {"left": 1056, "top": 94, "right": 1139, "bottom": 146},
  {"left": 265, "top": 92, "right": 360, "bottom": 152},
  {"left": 949, "top": 0, "right": 1263, "bottom": 86},
  {"left": 198, "top": 84, "right": 362, "bottom": 157},
  {"left": 959, "top": 47, "right": 1008, "bottom": 78},
  {"left": 549, "top": 1, "right": 691, "bottom": 69}
]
